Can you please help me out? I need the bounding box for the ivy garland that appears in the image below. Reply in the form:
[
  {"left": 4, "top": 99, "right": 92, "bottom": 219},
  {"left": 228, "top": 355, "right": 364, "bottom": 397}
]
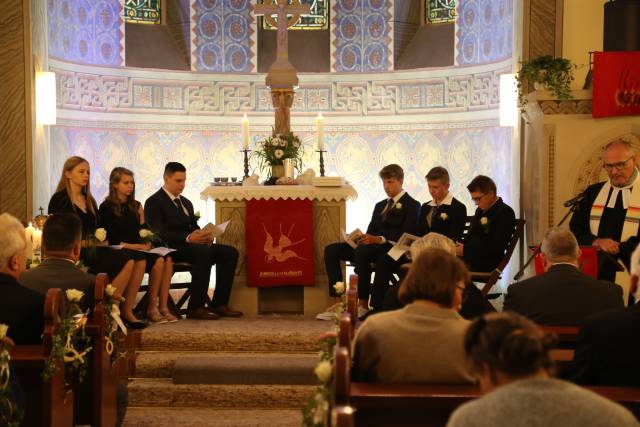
[{"left": 43, "top": 290, "right": 93, "bottom": 385}]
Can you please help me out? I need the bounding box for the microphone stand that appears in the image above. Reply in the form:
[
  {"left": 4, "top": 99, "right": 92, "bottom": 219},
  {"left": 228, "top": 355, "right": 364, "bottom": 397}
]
[{"left": 513, "top": 203, "right": 579, "bottom": 281}]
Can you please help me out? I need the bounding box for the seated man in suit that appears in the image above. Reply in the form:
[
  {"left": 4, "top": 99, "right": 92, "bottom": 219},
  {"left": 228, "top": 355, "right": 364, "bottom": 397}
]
[
  {"left": 571, "top": 243, "right": 640, "bottom": 386},
  {"left": 456, "top": 175, "right": 516, "bottom": 272},
  {"left": 20, "top": 213, "right": 95, "bottom": 311},
  {"left": 0, "top": 213, "right": 44, "bottom": 345},
  {"left": 145, "top": 162, "right": 241, "bottom": 320},
  {"left": 503, "top": 227, "right": 623, "bottom": 325},
  {"left": 319, "top": 164, "right": 420, "bottom": 319},
  {"left": 417, "top": 166, "right": 467, "bottom": 241}
]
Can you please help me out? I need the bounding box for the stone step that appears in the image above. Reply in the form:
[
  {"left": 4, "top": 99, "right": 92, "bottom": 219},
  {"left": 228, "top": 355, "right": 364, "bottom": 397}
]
[
  {"left": 172, "top": 353, "right": 319, "bottom": 385},
  {"left": 135, "top": 351, "right": 319, "bottom": 379},
  {"left": 123, "top": 407, "right": 302, "bottom": 427},
  {"left": 128, "top": 378, "right": 316, "bottom": 409},
  {"left": 140, "top": 316, "right": 330, "bottom": 352}
]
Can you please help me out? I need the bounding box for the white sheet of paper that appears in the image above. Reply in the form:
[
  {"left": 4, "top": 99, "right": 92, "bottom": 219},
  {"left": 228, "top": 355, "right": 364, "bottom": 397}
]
[
  {"left": 387, "top": 246, "right": 406, "bottom": 261},
  {"left": 202, "top": 220, "right": 231, "bottom": 239}
]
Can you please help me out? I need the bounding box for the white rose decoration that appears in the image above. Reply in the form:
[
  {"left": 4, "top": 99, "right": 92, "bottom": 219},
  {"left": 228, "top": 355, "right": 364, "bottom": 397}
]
[
  {"left": 105, "top": 284, "right": 116, "bottom": 297},
  {"left": 0, "top": 324, "right": 8, "bottom": 339},
  {"left": 440, "top": 212, "right": 448, "bottom": 220},
  {"left": 139, "top": 229, "right": 153, "bottom": 238},
  {"left": 95, "top": 228, "right": 107, "bottom": 242},
  {"left": 333, "top": 281, "right": 345, "bottom": 295},
  {"left": 274, "top": 149, "right": 284, "bottom": 159},
  {"left": 314, "top": 360, "right": 332, "bottom": 383},
  {"left": 194, "top": 211, "right": 201, "bottom": 218},
  {"left": 66, "top": 289, "right": 85, "bottom": 303},
  {"left": 480, "top": 217, "right": 489, "bottom": 225},
  {"left": 394, "top": 202, "right": 402, "bottom": 210}
]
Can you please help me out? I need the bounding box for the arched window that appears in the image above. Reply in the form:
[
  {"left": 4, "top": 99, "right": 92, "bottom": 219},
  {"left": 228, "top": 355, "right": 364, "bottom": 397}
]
[
  {"left": 259, "top": 0, "right": 329, "bottom": 30},
  {"left": 125, "top": 0, "right": 161, "bottom": 25},
  {"left": 426, "top": 0, "right": 456, "bottom": 24}
]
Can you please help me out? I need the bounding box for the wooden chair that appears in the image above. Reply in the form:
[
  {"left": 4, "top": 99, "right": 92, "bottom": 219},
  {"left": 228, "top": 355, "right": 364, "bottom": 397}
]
[
  {"left": 10, "top": 288, "right": 74, "bottom": 427},
  {"left": 467, "top": 218, "right": 526, "bottom": 295},
  {"left": 136, "top": 261, "right": 214, "bottom": 316},
  {"left": 74, "top": 273, "right": 117, "bottom": 427},
  {"left": 541, "top": 325, "right": 581, "bottom": 349}
]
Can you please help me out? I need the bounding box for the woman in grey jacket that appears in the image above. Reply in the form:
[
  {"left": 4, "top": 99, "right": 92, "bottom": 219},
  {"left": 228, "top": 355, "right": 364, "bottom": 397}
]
[{"left": 447, "top": 312, "right": 637, "bottom": 427}]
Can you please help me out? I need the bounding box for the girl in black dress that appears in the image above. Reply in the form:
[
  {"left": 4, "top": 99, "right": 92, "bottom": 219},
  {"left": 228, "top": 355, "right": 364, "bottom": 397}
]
[
  {"left": 99, "top": 167, "right": 177, "bottom": 323},
  {"left": 48, "top": 156, "right": 147, "bottom": 327}
]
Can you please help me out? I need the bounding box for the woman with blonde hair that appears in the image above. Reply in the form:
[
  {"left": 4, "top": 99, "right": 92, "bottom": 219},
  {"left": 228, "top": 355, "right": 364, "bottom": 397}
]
[
  {"left": 446, "top": 312, "right": 637, "bottom": 427},
  {"left": 48, "top": 156, "right": 147, "bottom": 328},
  {"left": 99, "top": 167, "right": 177, "bottom": 323},
  {"left": 352, "top": 248, "right": 475, "bottom": 383}
]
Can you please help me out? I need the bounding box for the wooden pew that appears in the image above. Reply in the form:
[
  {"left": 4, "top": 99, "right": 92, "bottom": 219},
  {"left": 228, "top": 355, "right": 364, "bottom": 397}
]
[
  {"left": 541, "top": 325, "right": 580, "bottom": 349},
  {"left": 74, "top": 273, "right": 117, "bottom": 427},
  {"left": 332, "top": 405, "right": 356, "bottom": 427},
  {"left": 335, "top": 345, "right": 640, "bottom": 426},
  {"left": 10, "top": 288, "right": 74, "bottom": 427}
]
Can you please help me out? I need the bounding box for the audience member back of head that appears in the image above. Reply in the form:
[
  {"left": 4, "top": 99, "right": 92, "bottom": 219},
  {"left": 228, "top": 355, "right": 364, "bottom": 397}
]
[
  {"left": 352, "top": 248, "right": 475, "bottom": 383},
  {"left": 20, "top": 213, "right": 95, "bottom": 311},
  {"left": 503, "top": 227, "right": 623, "bottom": 325},
  {"left": 0, "top": 213, "right": 44, "bottom": 345},
  {"left": 446, "top": 312, "right": 637, "bottom": 427}
]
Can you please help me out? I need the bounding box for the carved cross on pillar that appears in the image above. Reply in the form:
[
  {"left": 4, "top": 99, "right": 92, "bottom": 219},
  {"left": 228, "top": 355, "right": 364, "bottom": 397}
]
[{"left": 253, "top": 0, "right": 310, "bottom": 134}]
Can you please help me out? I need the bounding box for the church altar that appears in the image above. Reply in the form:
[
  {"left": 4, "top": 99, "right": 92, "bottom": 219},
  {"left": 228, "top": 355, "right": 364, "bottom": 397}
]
[{"left": 201, "top": 184, "right": 358, "bottom": 316}]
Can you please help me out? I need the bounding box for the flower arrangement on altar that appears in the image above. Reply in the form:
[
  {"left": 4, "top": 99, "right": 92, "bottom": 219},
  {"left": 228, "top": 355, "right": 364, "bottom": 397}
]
[
  {"left": 43, "top": 289, "right": 92, "bottom": 385},
  {"left": 252, "top": 132, "right": 304, "bottom": 176}
]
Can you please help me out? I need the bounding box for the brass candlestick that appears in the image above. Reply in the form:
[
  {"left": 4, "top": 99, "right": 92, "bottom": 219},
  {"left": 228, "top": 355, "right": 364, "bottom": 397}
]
[
  {"left": 241, "top": 149, "right": 251, "bottom": 178},
  {"left": 316, "top": 149, "right": 326, "bottom": 177}
]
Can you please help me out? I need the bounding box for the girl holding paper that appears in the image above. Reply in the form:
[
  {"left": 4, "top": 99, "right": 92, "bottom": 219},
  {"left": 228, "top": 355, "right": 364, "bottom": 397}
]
[{"left": 99, "top": 167, "right": 177, "bottom": 323}]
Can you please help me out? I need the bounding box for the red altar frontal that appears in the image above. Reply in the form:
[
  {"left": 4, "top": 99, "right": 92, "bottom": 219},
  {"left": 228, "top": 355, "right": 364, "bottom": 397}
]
[{"left": 201, "top": 184, "right": 358, "bottom": 316}]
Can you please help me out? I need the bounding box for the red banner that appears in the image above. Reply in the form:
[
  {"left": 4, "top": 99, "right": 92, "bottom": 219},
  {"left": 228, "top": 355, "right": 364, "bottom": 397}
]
[
  {"left": 593, "top": 51, "right": 640, "bottom": 118},
  {"left": 245, "top": 199, "right": 314, "bottom": 287}
]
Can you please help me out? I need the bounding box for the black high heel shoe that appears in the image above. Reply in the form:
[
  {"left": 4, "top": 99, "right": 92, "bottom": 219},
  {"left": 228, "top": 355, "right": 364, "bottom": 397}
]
[{"left": 123, "top": 318, "right": 149, "bottom": 329}]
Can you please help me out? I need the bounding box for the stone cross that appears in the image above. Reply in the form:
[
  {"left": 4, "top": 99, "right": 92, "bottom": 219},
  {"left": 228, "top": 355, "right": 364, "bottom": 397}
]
[
  {"left": 253, "top": 0, "right": 311, "bottom": 134},
  {"left": 254, "top": 0, "right": 311, "bottom": 63}
]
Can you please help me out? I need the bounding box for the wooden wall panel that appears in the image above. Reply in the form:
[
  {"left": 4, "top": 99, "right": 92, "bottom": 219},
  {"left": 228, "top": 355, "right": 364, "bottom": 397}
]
[{"left": 0, "top": 0, "right": 31, "bottom": 221}]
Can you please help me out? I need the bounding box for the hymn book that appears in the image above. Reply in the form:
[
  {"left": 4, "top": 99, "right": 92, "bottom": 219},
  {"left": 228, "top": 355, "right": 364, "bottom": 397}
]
[
  {"left": 201, "top": 220, "right": 231, "bottom": 240},
  {"left": 341, "top": 228, "right": 364, "bottom": 249},
  {"left": 387, "top": 233, "right": 420, "bottom": 261}
]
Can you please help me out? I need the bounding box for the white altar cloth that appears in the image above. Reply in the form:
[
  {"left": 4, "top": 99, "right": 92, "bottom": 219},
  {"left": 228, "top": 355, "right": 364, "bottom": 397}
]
[{"left": 200, "top": 184, "right": 358, "bottom": 202}]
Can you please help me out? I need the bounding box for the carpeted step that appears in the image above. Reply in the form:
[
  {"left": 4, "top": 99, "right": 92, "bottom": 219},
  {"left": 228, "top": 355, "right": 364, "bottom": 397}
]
[
  {"left": 128, "top": 378, "right": 315, "bottom": 408},
  {"left": 172, "top": 353, "right": 319, "bottom": 385},
  {"left": 140, "top": 316, "right": 330, "bottom": 352},
  {"left": 123, "top": 407, "right": 303, "bottom": 427}
]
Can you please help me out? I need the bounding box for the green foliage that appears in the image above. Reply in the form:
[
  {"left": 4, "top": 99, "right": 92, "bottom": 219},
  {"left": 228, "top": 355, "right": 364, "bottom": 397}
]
[
  {"left": 0, "top": 339, "right": 23, "bottom": 427},
  {"left": 516, "top": 55, "right": 576, "bottom": 107},
  {"left": 251, "top": 132, "right": 304, "bottom": 176}
]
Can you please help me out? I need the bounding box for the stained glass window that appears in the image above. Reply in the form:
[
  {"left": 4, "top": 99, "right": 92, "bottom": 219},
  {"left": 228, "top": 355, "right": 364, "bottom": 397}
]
[
  {"left": 260, "top": 0, "right": 329, "bottom": 31},
  {"left": 426, "top": 0, "right": 456, "bottom": 24},
  {"left": 124, "top": 0, "right": 161, "bottom": 25}
]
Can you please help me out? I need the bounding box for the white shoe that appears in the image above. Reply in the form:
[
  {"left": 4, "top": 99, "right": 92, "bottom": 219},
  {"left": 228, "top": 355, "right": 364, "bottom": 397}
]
[
  {"left": 357, "top": 306, "right": 370, "bottom": 319},
  {"left": 316, "top": 310, "right": 337, "bottom": 321}
]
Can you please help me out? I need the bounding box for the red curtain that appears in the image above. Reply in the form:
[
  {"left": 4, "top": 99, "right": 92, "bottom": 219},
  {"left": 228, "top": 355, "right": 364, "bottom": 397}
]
[
  {"left": 245, "top": 199, "right": 315, "bottom": 287},
  {"left": 593, "top": 51, "right": 640, "bottom": 118}
]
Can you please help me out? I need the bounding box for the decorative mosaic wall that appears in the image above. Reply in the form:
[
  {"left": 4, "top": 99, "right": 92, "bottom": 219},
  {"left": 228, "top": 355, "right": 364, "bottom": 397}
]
[
  {"left": 190, "top": 0, "right": 256, "bottom": 72},
  {"left": 330, "top": 0, "right": 393, "bottom": 72},
  {"left": 53, "top": 63, "right": 506, "bottom": 115},
  {"left": 455, "top": 0, "right": 513, "bottom": 65},
  {"left": 50, "top": 125, "right": 514, "bottom": 234},
  {"left": 48, "top": 0, "right": 124, "bottom": 67}
]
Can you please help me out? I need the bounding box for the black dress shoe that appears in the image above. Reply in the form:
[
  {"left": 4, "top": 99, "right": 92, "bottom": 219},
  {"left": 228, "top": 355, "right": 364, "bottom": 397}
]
[
  {"left": 124, "top": 319, "right": 149, "bottom": 329},
  {"left": 186, "top": 307, "right": 220, "bottom": 320},
  {"left": 209, "top": 305, "right": 243, "bottom": 317}
]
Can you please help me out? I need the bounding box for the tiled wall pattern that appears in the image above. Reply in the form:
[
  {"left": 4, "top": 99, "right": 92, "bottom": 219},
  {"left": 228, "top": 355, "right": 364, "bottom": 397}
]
[
  {"left": 331, "top": 0, "right": 394, "bottom": 72},
  {"left": 48, "top": 0, "right": 124, "bottom": 66},
  {"left": 456, "top": 0, "right": 513, "bottom": 65},
  {"left": 190, "top": 0, "right": 255, "bottom": 72}
]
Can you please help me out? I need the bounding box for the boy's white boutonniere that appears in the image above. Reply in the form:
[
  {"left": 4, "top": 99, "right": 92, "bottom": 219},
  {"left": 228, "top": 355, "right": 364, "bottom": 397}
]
[
  {"left": 194, "top": 211, "right": 201, "bottom": 221},
  {"left": 480, "top": 216, "right": 490, "bottom": 233},
  {"left": 393, "top": 202, "right": 402, "bottom": 210},
  {"left": 440, "top": 212, "right": 448, "bottom": 221}
]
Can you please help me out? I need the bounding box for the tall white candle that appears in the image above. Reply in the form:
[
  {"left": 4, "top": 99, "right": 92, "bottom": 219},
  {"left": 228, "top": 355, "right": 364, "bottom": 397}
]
[
  {"left": 242, "top": 113, "right": 250, "bottom": 150},
  {"left": 316, "top": 112, "right": 324, "bottom": 150},
  {"left": 32, "top": 229, "right": 42, "bottom": 251},
  {"left": 25, "top": 222, "right": 34, "bottom": 261}
]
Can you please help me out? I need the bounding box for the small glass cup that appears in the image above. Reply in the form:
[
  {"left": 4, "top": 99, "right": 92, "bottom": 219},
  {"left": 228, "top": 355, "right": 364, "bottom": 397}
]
[
  {"left": 221, "top": 177, "right": 229, "bottom": 184},
  {"left": 213, "top": 177, "right": 221, "bottom": 185},
  {"left": 231, "top": 177, "right": 238, "bottom": 183}
]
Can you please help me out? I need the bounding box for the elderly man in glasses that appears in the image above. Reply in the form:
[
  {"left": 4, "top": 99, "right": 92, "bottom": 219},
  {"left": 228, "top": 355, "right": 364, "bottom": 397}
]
[
  {"left": 570, "top": 135, "right": 640, "bottom": 282},
  {"left": 455, "top": 175, "right": 516, "bottom": 272}
]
